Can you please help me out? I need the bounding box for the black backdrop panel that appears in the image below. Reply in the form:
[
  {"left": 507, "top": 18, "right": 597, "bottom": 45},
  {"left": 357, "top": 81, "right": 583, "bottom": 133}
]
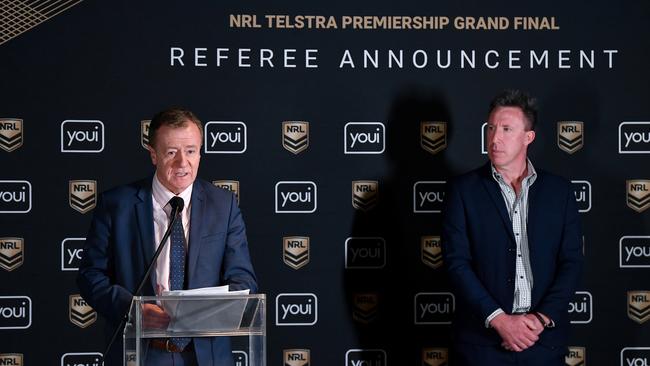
[{"left": 1, "top": 1, "right": 649, "bottom": 365}]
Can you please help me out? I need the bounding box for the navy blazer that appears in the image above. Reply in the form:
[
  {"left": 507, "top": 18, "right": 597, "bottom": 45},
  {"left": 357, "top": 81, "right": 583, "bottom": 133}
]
[
  {"left": 77, "top": 177, "right": 257, "bottom": 365},
  {"left": 441, "top": 163, "right": 583, "bottom": 347}
]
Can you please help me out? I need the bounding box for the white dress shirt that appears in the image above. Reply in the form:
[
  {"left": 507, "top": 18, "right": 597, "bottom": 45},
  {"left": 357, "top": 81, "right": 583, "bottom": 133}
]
[
  {"left": 151, "top": 175, "right": 193, "bottom": 295},
  {"left": 485, "top": 159, "right": 537, "bottom": 327}
]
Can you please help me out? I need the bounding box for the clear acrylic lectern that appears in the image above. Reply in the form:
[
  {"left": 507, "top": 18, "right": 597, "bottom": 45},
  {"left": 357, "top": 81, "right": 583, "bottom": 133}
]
[{"left": 123, "top": 294, "right": 266, "bottom": 366}]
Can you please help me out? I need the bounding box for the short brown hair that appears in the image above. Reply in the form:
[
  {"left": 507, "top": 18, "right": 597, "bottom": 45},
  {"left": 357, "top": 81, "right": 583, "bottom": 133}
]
[
  {"left": 488, "top": 89, "right": 538, "bottom": 131},
  {"left": 148, "top": 108, "right": 203, "bottom": 147}
]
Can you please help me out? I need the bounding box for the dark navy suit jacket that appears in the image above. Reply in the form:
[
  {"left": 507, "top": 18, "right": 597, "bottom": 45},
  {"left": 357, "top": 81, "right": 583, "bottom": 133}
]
[
  {"left": 77, "top": 177, "right": 257, "bottom": 365},
  {"left": 442, "top": 163, "right": 583, "bottom": 347}
]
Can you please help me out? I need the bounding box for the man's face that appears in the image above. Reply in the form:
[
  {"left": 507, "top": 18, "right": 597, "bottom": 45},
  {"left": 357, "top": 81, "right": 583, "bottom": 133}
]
[
  {"left": 148, "top": 122, "right": 202, "bottom": 194},
  {"left": 486, "top": 106, "right": 535, "bottom": 170}
]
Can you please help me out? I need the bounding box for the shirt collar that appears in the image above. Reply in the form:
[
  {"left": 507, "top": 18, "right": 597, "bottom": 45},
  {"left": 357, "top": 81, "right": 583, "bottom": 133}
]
[
  {"left": 491, "top": 159, "right": 537, "bottom": 186},
  {"left": 151, "top": 174, "right": 193, "bottom": 216}
]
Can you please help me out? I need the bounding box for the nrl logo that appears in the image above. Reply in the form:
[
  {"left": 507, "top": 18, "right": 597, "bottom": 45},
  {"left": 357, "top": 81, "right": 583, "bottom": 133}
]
[
  {"left": 126, "top": 351, "right": 137, "bottom": 366},
  {"left": 283, "top": 349, "right": 310, "bottom": 366},
  {"left": 565, "top": 347, "right": 585, "bottom": 366},
  {"left": 421, "top": 121, "right": 447, "bottom": 155},
  {"left": 422, "top": 348, "right": 448, "bottom": 366},
  {"left": 141, "top": 120, "right": 151, "bottom": 149},
  {"left": 353, "top": 293, "right": 378, "bottom": 324},
  {"left": 283, "top": 236, "right": 310, "bottom": 270},
  {"left": 282, "top": 121, "right": 309, "bottom": 154},
  {"left": 627, "top": 180, "right": 650, "bottom": 213},
  {"left": 421, "top": 236, "right": 443, "bottom": 269},
  {"left": 212, "top": 180, "right": 240, "bottom": 204},
  {"left": 69, "top": 294, "right": 97, "bottom": 328},
  {"left": 557, "top": 121, "right": 584, "bottom": 154},
  {"left": 0, "top": 354, "right": 23, "bottom": 366},
  {"left": 352, "top": 181, "right": 378, "bottom": 211},
  {"left": 0, "top": 237, "right": 24, "bottom": 272},
  {"left": 628, "top": 291, "right": 650, "bottom": 324},
  {"left": 69, "top": 180, "right": 97, "bottom": 214},
  {"left": 0, "top": 119, "right": 23, "bottom": 152}
]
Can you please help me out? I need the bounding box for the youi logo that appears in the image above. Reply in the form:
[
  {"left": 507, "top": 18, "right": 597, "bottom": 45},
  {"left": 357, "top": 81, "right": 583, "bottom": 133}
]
[
  {"left": 275, "top": 181, "right": 317, "bottom": 213},
  {"left": 60, "top": 120, "right": 104, "bottom": 153},
  {"left": 344, "top": 122, "right": 385, "bottom": 154},
  {"left": 275, "top": 293, "right": 318, "bottom": 326},
  {"left": 204, "top": 121, "right": 247, "bottom": 153}
]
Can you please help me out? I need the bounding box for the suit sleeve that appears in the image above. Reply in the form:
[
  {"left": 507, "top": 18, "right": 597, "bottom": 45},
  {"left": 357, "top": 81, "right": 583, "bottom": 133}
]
[
  {"left": 221, "top": 192, "right": 258, "bottom": 293},
  {"left": 76, "top": 193, "right": 133, "bottom": 324},
  {"left": 442, "top": 179, "right": 502, "bottom": 325},
  {"left": 533, "top": 182, "right": 584, "bottom": 324}
]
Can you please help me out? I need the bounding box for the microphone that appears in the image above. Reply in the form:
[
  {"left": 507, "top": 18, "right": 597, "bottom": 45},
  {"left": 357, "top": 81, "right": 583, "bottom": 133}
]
[
  {"left": 102, "top": 196, "right": 185, "bottom": 362},
  {"left": 169, "top": 196, "right": 184, "bottom": 213},
  {"left": 132, "top": 196, "right": 183, "bottom": 296}
]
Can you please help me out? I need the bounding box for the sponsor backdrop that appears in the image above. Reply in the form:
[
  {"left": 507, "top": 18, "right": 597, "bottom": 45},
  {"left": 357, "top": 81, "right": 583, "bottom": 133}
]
[{"left": 1, "top": 1, "right": 650, "bottom": 365}]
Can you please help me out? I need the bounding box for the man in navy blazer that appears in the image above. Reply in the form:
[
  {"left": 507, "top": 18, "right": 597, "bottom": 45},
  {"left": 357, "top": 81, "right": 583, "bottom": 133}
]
[
  {"left": 442, "top": 90, "right": 583, "bottom": 365},
  {"left": 77, "top": 108, "right": 257, "bottom": 365}
]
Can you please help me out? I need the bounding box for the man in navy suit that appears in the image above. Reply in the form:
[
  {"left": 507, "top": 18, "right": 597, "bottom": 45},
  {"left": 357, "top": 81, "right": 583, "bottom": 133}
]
[
  {"left": 77, "top": 108, "right": 257, "bottom": 365},
  {"left": 442, "top": 90, "right": 583, "bottom": 365}
]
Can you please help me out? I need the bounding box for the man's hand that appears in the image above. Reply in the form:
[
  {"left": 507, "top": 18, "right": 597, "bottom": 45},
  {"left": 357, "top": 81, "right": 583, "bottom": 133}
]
[
  {"left": 526, "top": 313, "right": 549, "bottom": 336},
  {"left": 489, "top": 313, "right": 540, "bottom": 352},
  {"left": 524, "top": 313, "right": 546, "bottom": 336},
  {"left": 142, "top": 303, "right": 170, "bottom": 329}
]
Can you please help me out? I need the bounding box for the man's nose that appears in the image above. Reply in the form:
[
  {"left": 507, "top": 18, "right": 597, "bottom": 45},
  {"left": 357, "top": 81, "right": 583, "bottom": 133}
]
[
  {"left": 489, "top": 128, "right": 501, "bottom": 144},
  {"left": 174, "top": 151, "right": 188, "bottom": 166}
]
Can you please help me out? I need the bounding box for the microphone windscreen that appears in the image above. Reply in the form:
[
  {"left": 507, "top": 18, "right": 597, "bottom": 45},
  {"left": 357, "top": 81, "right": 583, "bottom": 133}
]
[{"left": 170, "top": 196, "right": 185, "bottom": 212}]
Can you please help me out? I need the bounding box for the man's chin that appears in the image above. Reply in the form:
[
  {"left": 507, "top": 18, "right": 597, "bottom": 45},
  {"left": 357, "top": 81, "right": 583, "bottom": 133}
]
[
  {"left": 164, "top": 178, "right": 194, "bottom": 194},
  {"left": 173, "top": 182, "right": 192, "bottom": 192},
  {"left": 490, "top": 158, "right": 509, "bottom": 169}
]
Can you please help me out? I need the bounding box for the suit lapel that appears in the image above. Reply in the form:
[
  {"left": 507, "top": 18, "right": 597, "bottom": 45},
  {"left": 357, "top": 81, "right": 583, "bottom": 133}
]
[
  {"left": 479, "top": 164, "right": 516, "bottom": 243},
  {"left": 187, "top": 181, "right": 205, "bottom": 286},
  {"left": 526, "top": 173, "right": 543, "bottom": 257},
  {"left": 134, "top": 178, "right": 155, "bottom": 292}
]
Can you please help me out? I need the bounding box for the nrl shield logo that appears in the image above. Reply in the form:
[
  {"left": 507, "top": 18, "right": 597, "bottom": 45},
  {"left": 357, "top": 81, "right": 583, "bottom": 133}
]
[
  {"left": 212, "top": 180, "right": 240, "bottom": 204},
  {"left": 126, "top": 351, "right": 137, "bottom": 366},
  {"left": 0, "top": 119, "right": 23, "bottom": 152},
  {"left": 628, "top": 291, "right": 650, "bottom": 324},
  {"left": 284, "top": 349, "right": 310, "bottom": 366},
  {"left": 421, "top": 236, "right": 443, "bottom": 269},
  {"left": 422, "top": 348, "right": 448, "bottom": 366},
  {"left": 141, "top": 119, "right": 151, "bottom": 148},
  {"left": 0, "top": 237, "right": 23, "bottom": 272},
  {"left": 69, "top": 180, "right": 97, "bottom": 214},
  {"left": 69, "top": 294, "right": 97, "bottom": 328},
  {"left": 565, "top": 347, "right": 585, "bottom": 366},
  {"left": 0, "top": 354, "right": 23, "bottom": 366},
  {"left": 353, "top": 293, "right": 378, "bottom": 324},
  {"left": 283, "top": 236, "right": 309, "bottom": 270},
  {"left": 557, "top": 121, "right": 584, "bottom": 154},
  {"left": 421, "top": 121, "right": 447, "bottom": 155},
  {"left": 352, "top": 181, "right": 378, "bottom": 211},
  {"left": 283, "top": 121, "right": 309, "bottom": 154},
  {"left": 627, "top": 180, "right": 650, "bottom": 213}
]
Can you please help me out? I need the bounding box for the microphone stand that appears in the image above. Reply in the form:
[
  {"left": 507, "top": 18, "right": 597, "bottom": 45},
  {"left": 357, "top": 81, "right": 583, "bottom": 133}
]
[{"left": 102, "top": 201, "right": 183, "bottom": 363}]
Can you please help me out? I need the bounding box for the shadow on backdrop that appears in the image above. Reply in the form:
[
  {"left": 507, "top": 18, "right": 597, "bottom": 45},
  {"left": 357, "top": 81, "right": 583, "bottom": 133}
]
[{"left": 343, "top": 87, "right": 459, "bottom": 363}]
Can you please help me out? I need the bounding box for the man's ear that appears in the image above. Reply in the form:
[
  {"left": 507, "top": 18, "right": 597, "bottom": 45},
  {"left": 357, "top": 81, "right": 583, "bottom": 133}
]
[
  {"left": 147, "top": 144, "right": 157, "bottom": 166},
  {"left": 525, "top": 130, "right": 536, "bottom": 146}
]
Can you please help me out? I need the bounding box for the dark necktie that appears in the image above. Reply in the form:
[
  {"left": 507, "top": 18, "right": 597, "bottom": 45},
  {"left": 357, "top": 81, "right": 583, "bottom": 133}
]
[{"left": 168, "top": 197, "right": 190, "bottom": 350}]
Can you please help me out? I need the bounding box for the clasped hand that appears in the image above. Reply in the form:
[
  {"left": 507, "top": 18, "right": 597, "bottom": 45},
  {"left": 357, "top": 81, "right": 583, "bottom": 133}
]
[{"left": 490, "top": 313, "right": 544, "bottom": 352}]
